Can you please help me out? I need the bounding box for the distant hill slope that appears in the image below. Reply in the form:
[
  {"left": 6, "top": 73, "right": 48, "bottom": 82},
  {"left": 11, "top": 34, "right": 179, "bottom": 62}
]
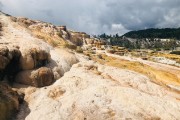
[{"left": 123, "top": 28, "right": 180, "bottom": 39}]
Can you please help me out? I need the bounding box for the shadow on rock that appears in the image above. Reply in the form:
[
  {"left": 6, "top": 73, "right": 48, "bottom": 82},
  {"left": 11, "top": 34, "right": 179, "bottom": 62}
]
[{"left": 14, "top": 101, "right": 31, "bottom": 120}]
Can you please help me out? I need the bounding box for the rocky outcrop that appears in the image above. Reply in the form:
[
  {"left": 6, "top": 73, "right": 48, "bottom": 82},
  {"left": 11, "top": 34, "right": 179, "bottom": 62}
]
[
  {"left": 15, "top": 17, "right": 91, "bottom": 47},
  {"left": 0, "top": 13, "right": 79, "bottom": 88},
  {"left": 0, "top": 83, "right": 22, "bottom": 120},
  {"left": 0, "top": 46, "right": 21, "bottom": 82},
  {"left": 14, "top": 17, "right": 36, "bottom": 27},
  {"left": 0, "top": 45, "right": 55, "bottom": 87},
  {"left": 0, "top": 22, "right": 2, "bottom": 36},
  {"left": 16, "top": 48, "right": 78, "bottom": 87},
  {"left": 0, "top": 22, "right": 2, "bottom": 30},
  {"left": 57, "top": 26, "right": 67, "bottom": 31},
  {"left": 69, "top": 31, "right": 90, "bottom": 46},
  {"left": 20, "top": 47, "right": 51, "bottom": 70},
  {"left": 11, "top": 46, "right": 56, "bottom": 87},
  {"left": 15, "top": 67, "right": 54, "bottom": 87},
  {"left": 0, "top": 46, "right": 9, "bottom": 70}
]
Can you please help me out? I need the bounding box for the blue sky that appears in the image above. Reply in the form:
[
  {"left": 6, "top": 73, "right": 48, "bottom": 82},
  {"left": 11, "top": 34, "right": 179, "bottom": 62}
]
[{"left": 1, "top": 0, "right": 180, "bottom": 35}]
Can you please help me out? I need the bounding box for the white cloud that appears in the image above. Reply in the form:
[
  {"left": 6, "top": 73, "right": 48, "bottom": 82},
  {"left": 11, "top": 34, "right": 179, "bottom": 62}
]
[
  {"left": 111, "top": 24, "right": 129, "bottom": 35},
  {"left": 1, "top": 0, "right": 180, "bottom": 35}
]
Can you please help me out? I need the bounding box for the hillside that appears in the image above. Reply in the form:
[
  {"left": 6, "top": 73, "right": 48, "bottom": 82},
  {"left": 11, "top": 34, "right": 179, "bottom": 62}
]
[
  {"left": 0, "top": 12, "right": 180, "bottom": 120},
  {"left": 97, "top": 32, "right": 180, "bottom": 49},
  {"left": 123, "top": 28, "right": 180, "bottom": 39}
]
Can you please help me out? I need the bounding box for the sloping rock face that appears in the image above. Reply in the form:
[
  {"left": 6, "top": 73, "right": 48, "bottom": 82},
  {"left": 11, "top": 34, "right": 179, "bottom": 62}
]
[
  {"left": 0, "top": 12, "right": 79, "bottom": 120},
  {"left": 18, "top": 57, "right": 180, "bottom": 120},
  {"left": 0, "top": 12, "right": 79, "bottom": 87},
  {"left": 46, "top": 49, "right": 79, "bottom": 80},
  {"left": 0, "top": 83, "right": 21, "bottom": 120},
  {"left": 14, "top": 17, "right": 91, "bottom": 46}
]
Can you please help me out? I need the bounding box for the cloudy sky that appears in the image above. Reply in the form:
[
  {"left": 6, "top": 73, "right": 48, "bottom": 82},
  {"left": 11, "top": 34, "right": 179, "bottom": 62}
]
[{"left": 0, "top": 0, "right": 180, "bottom": 35}]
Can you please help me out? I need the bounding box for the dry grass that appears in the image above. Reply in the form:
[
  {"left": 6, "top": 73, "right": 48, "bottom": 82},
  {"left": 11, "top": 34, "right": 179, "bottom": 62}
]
[
  {"left": 152, "top": 52, "right": 180, "bottom": 64},
  {"left": 76, "top": 46, "right": 83, "bottom": 53},
  {"left": 128, "top": 50, "right": 180, "bottom": 64},
  {"left": 48, "top": 87, "right": 66, "bottom": 100},
  {"left": 33, "top": 31, "right": 67, "bottom": 47},
  {"left": 91, "top": 54, "right": 180, "bottom": 86},
  {"left": 63, "top": 43, "right": 77, "bottom": 50}
]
